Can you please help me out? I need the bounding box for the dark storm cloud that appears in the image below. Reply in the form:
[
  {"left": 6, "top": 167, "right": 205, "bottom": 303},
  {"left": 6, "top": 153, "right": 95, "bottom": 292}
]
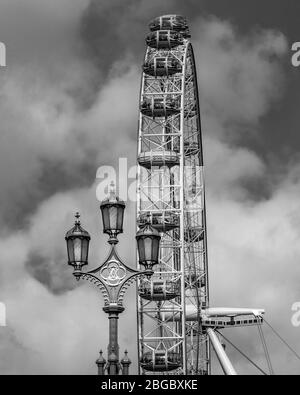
[
  {"left": 0, "top": 0, "right": 99, "bottom": 230},
  {"left": 0, "top": 0, "right": 186, "bottom": 231},
  {"left": 25, "top": 251, "right": 76, "bottom": 295},
  {"left": 0, "top": 0, "right": 295, "bottom": 231},
  {"left": 0, "top": 157, "right": 98, "bottom": 231}
]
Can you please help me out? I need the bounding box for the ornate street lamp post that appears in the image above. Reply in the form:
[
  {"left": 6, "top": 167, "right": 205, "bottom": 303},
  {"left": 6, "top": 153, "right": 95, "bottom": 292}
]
[{"left": 65, "top": 187, "right": 160, "bottom": 375}]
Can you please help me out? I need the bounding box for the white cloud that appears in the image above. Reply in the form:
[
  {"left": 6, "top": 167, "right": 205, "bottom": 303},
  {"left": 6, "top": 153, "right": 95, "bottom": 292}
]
[{"left": 193, "top": 16, "right": 287, "bottom": 127}]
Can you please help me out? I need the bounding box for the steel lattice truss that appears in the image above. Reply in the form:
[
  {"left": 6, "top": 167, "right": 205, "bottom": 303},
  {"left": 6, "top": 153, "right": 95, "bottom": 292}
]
[
  {"left": 136, "top": 15, "right": 265, "bottom": 376},
  {"left": 136, "top": 21, "right": 209, "bottom": 375}
]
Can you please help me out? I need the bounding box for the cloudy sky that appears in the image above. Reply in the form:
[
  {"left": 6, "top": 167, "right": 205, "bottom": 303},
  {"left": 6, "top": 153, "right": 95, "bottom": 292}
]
[{"left": 0, "top": 0, "right": 299, "bottom": 375}]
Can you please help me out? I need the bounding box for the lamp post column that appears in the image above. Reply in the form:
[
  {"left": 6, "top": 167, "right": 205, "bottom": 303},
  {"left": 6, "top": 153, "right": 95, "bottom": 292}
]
[{"left": 103, "top": 304, "right": 125, "bottom": 375}]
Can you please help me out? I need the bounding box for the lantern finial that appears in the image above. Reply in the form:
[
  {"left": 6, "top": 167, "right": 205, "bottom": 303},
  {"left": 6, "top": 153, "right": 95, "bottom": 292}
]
[
  {"left": 146, "top": 212, "right": 151, "bottom": 224},
  {"left": 109, "top": 181, "right": 116, "bottom": 197},
  {"left": 75, "top": 212, "right": 81, "bottom": 225}
]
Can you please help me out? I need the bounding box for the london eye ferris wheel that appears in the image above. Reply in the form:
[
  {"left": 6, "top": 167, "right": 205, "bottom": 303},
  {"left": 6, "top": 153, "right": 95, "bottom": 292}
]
[{"left": 136, "top": 14, "right": 264, "bottom": 375}]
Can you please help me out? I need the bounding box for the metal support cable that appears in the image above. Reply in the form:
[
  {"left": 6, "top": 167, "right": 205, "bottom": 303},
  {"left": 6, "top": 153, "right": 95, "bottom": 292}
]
[
  {"left": 257, "top": 324, "right": 274, "bottom": 375},
  {"left": 264, "top": 318, "right": 300, "bottom": 362},
  {"left": 215, "top": 330, "right": 268, "bottom": 376}
]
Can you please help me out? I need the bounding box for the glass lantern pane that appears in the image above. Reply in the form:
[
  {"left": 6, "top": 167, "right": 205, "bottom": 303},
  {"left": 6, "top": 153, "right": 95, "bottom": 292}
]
[
  {"left": 137, "top": 238, "right": 145, "bottom": 262},
  {"left": 101, "top": 206, "right": 110, "bottom": 232},
  {"left": 81, "top": 238, "right": 89, "bottom": 263},
  {"left": 73, "top": 238, "right": 82, "bottom": 262},
  {"left": 143, "top": 237, "right": 152, "bottom": 262},
  {"left": 67, "top": 239, "right": 75, "bottom": 263},
  {"left": 117, "top": 206, "right": 124, "bottom": 232},
  {"left": 152, "top": 238, "right": 159, "bottom": 263},
  {"left": 109, "top": 206, "right": 118, "bottom": 230}
]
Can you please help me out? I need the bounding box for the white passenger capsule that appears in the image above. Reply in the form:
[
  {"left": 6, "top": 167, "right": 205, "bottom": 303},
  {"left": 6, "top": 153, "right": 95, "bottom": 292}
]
[
  {"left": 146, "top": 30, "right": 184, "bottom": 49},
  {"left": 149, "top": 15, "right": 190, "bottom": 38},
  {"left": 143, "top": 56, "right": 182, "bottom": 77},
  {"left": 139, "top": 279, "right": 180, "bottom": 301},
  {"left": 140, "top": 96, "right": 180, "bottom": 118},
  {"left": 140, "top": 350, "right": 181, "bottom": 372}
]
